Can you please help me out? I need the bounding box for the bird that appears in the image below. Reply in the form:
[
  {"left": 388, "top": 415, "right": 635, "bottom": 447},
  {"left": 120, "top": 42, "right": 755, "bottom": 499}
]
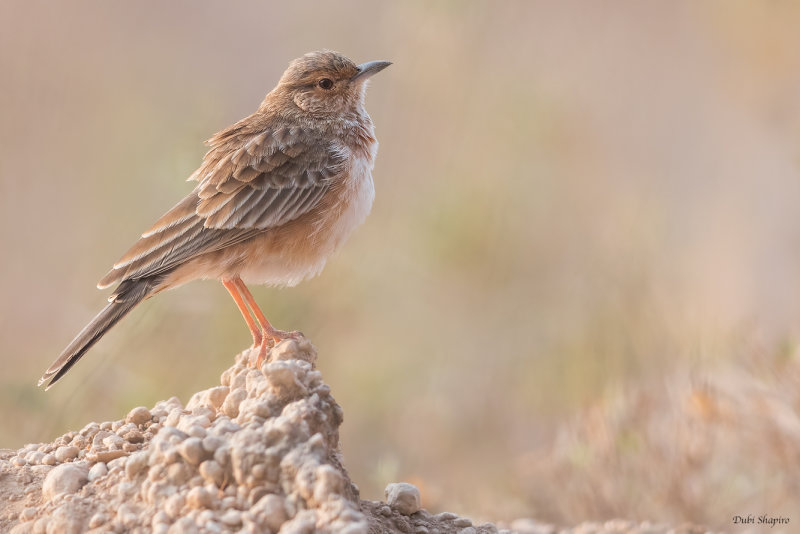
[{"left": 39, "top": 50, "right": 391, "bottom": 390}]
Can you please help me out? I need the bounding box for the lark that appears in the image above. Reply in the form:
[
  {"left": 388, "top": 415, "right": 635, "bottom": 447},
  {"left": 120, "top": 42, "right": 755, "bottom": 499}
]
[{"left": 39, "top": 50, "right": 390, "bottom": 389}]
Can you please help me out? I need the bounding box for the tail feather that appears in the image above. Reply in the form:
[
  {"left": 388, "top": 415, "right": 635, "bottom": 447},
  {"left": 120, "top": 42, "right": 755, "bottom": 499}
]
[{"left": 39, "top": 278, "right": 156, "bottom": 390}]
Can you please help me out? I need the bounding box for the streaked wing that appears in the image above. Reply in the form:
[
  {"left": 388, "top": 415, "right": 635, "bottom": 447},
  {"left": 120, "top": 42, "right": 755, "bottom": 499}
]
[{"left": 97, "top": 118, "right": 347, "bottom": 289}]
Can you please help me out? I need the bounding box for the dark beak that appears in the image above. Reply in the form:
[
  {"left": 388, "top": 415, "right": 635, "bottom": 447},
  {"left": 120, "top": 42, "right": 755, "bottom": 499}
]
[{"left": 352, "top": 60, "right": 392, "bottom": 82}]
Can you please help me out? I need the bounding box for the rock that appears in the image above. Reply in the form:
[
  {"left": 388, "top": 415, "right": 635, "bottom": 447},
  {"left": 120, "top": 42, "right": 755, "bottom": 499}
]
[
  {"left": 88, "top": 513, "right": 107, "bottom": 529},
  {"left": 125, "top": 451, "right": 149, "bottom": 479},
  {"left": 127, "top": 406, "right": 152, "bottom": 426},
  {"left": 251, "top": 494, "right": 288, "bottom": 532},
  {"left": 53, "top": 446, "right": 78, "bottom": 463},
  {"left": 88, "top": 462, "right": 108, "bottom": 482},
  {"left": 385, "top": 482, "right": 422, "bottom": 515},
  {"left": 178, "top": 437, "right": 206, "bottom": 465},
  {"left": 221, "top": 387, "right": 247, "bottom": 418},
  {"left": 47, "top": 505, "right": 86, "bottom": 534},
  {"left": 199, "top": 460, "right": 224, "bottom": 487},
  {"left": 207, "top": 386, "right": 230, "bottom": 410},
  {"left": 42, "top": 463, "right": 89, "bottom": 500},
  {"left": 186, "top": 486, "right": 213, "bottom": 509}
]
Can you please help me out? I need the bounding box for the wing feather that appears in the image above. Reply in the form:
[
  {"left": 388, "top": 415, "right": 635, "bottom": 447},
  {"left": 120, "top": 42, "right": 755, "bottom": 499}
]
[{"left": 98, "top": 117, "right": 347, "bottom": 290}]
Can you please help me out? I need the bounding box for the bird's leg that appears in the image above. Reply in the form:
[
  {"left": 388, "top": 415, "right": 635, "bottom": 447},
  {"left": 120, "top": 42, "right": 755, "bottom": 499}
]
[
  {"left": 221, "top": 279, "right": 263, "bottom": 361},
  {"left": 233, "top": 277, "right": 301, "bottom": 368}
]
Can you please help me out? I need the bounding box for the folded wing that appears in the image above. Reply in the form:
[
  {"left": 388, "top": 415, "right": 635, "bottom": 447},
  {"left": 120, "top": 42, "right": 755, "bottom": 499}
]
[{"left": 97, "top": 118, "right": 347, "bottom": 289}]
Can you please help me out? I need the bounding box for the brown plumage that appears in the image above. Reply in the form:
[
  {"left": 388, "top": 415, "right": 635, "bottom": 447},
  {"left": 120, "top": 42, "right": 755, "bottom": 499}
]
[{"left": 39, "top": 50, "right": 390, "bottom": 389}]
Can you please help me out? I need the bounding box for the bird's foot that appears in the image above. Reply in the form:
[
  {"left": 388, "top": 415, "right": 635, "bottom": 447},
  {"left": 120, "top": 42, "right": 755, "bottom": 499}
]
[{"left": 247, "top": 328, "right": 303, "bottom": 368}]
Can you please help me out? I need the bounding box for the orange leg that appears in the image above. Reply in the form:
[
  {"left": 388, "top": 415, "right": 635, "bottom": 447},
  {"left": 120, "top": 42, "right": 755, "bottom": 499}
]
[
  {"left": 222, "top": 279, "right": 263, "bottom": 355},
  {"left": 233, "top": 277, "right": 300, "bottom": 368}
]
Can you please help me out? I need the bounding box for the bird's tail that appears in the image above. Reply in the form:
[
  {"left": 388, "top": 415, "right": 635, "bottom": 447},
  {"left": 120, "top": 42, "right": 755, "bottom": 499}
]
[{"left": 39, "top": 278, "right": 157, "bottom": 390}]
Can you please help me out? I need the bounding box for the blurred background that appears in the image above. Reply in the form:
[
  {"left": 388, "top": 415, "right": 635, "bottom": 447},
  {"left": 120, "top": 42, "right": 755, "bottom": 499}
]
[{"left": 2, "top": 1, "right": 800, "bottom": 530}]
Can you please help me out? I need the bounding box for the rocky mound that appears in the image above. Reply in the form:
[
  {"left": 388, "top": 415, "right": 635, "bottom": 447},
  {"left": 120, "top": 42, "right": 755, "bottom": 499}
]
[
  {"left": 0, "top": 338, "right": 503, "bottom": 534},
  {"left": 0, "top": 337, "right": 711, "bottom": 534}
]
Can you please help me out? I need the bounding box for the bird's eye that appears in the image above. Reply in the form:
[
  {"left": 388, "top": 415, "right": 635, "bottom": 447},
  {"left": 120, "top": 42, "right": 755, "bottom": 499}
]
[{"left": 318, "top": 78, "right": 334, "bottom": 90}]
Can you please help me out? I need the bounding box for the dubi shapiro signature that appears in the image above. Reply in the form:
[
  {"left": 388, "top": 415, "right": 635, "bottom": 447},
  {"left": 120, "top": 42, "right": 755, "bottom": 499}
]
[{"left": 733, "top": 515, "right": 790, "bottom": 528}]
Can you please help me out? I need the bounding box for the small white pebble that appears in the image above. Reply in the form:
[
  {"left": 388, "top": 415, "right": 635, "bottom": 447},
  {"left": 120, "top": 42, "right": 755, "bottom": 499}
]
[
  {"left": 19, "top": 507, "right": 36, "bottom": 522},
  {"left": 102, "top": 434, "right": 125, "bottom": 450},
  {"left": 207, "top": 386, "right": 229, "bottom": 409},
  {"left": 88, "top": 462, "right": 108, "bottom": 482},
  {"left": 178, "top": 437, "right": 206, "bottom": 465},
  {"left": 201, "top": 436, "right": 223, "bottom": 453},
  {"left": 221, "top": 510, "right": 242, "bottom": 526},
  {"left": 199, "top": 460, "right": 224, "bottom": 486},
  {"left": 164, "top": 494, "right": 185, "bottom": 519},
  {"left": 187, "top": 486, "right": 213, "bottom": 509},
  {"left": 125, "top": 451, "right": 149, "bottom": 479},
  {"left": 385, "top": 482, "right": 421, "bottom": 515},
  {"left": 54, "top": 446, "right": 79, "bottom": 463},
  {"left": 152, "top": 510, "right": 170, "bottom": 526},
  {"left": 89, "top": 513, "right": 108, "bottom": 528},
  {"left": 41, "top": 454, "right": 56, "bottom": 466},
  {"left": 42, "top": 464, "right": 89, "bottom": 500},
  {"left": 127, "top": 406, "right": 152, "bottom": 426},
  {"left": 187, "top": 425, "right": 207, "bottom": 438}
]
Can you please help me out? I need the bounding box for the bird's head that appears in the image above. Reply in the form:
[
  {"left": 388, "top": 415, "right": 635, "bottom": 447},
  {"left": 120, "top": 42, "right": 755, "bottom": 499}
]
[{"left": 272, "top": 50, "right": 391, "bottom": 118}]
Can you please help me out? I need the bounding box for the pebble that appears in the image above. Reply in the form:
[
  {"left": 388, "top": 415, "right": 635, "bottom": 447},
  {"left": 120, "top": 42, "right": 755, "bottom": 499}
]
[
  {"left": 178, "top": 437, "right": 206, "bottom": 465},
  {"left": 42, "top": 463, "right": 89, "bottom": 500},
  {"left": 102, "top": 434, "right": 125, "bottom": 450},
  {"left": 221, "top": 388, "right": 247, "bottom": 418},
  {"left": 385, "top": 482, "right": 421, "bottom": 515},
  {"left": 201, "top": 436, "right": 223, "bottom": 453},
  {"left": 92, "top": 430, "right": 114, "bottom": 448},
  {"left": 41, "top": 454, "right": 56, "bottom": 466},
  {"left": 164, "top": 494, "right": 185, "bottom": 519},
  {"left": 252, "top": 494, "right": 288, "bottom": 532},
  {"left": 221, "top": 510, "right": 242, "bottom": 526},
  {"left": 152, "top": 511, "right": 170, "bottom": 526},
  {"left": 186, "top": 486, "right": 213, "bottom": 509},
  {"left": 25, "top": 451, "right": 44, "bottom": 465},
  {"left": 125, "top": 451, "right": 149, "bottom": 479},
  {"left": 167, "top": 462, "right": 192, "bottom": 485},
  {"left": 124, "top": 429, "right": 145, "bottom": 443},
  {"left": 19, "top": 507, "right": 36, "bottom": 522},
  {"left": 127, "top": 406, "right": 152, "bottom": 426},
  {"left": 88, "top": 462, "right": 108, "bottom": 482},
  {"left": 199, "top": 460, "right": 224, "bottom": 486},
  {"left": 207, "top": 386, "right": 229, "bottom": 409},
  {"left": 54, "top": 446, "right": 79, "bottom": 463},
  {"left": 89, "top": 513, "right": 108, "bottom": 528}
]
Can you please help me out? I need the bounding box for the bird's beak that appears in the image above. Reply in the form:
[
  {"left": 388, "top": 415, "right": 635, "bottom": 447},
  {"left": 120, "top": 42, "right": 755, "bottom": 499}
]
[{"left": 352, "top": 60, "right": 392, "bottom": 82}]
